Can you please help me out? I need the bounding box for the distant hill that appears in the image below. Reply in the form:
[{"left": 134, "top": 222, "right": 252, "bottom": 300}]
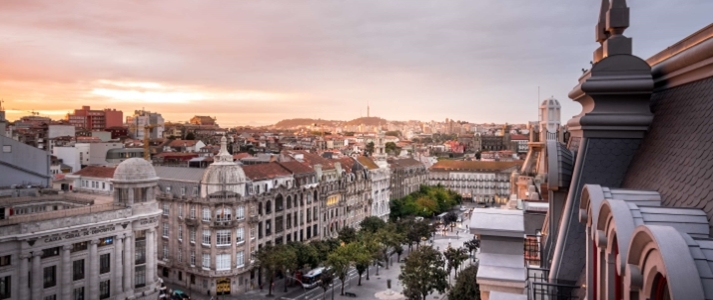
[
  {"left": 273, "top": 118, "right": 341, "bottom": 128},
  {"left": 272, "top": 117, "right": 390, "bottom": 129},
  {"left": 344, "top": 117, "right": 388, "bottom": 126}
]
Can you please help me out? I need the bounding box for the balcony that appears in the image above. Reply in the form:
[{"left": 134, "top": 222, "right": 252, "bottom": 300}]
[
  {"left": 211, "top": 219, "right": 236, "bottom": 228},
  {"left": 184, "top": 217, "right": 199, "bottom": 226},
  {"left": 526, "top": 267, "right": 579, "bottom": 300}
]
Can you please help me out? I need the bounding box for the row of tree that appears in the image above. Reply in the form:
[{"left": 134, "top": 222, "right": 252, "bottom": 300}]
[
  {"left": 389, "top": 185, "right": 462, "bottom": 220},
  {"left": 254, "top": 216, "right": 434, "bottom": 298}
]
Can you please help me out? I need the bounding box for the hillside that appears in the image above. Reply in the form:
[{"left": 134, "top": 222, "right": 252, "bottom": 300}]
[
  {"left": 273, "top": 118, "right": 341, "bottom": 128},
  {"left": 344, "top": 117, "right": 388, "bottom": 126}
]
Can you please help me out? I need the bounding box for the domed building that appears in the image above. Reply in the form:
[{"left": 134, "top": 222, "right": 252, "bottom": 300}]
[
  {"left": 200, "top": 136, "right": 248, "bottom": 198},
  {"left": 0, "top": 157, "right": 162, "bottom": 300}
]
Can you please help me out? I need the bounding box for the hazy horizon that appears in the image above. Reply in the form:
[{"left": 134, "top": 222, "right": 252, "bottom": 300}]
[{"left": 2, "top": 1, "right": 711, "bottom": 126}]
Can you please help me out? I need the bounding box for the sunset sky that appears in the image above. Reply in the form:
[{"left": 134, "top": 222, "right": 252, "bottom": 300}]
[{"left": 1, "top": 1, "right": 711, "bottom": 127}]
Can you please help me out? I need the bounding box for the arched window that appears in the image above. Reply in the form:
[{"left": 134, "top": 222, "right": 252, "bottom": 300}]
[
  {"left": 275, "top": 196, "right": 283, "bottom": 212},
  {"left": 265, "top": 201, "right": 272, "bottom": 214},
  {"left": 258, "top": 203, "right": 263, "bottom": 215},
  {"left": 651, "top": 274, "right": 670, "bottom": 300},
  {"left": 286, "top": 196, "right": 292, "bottom": 209}
]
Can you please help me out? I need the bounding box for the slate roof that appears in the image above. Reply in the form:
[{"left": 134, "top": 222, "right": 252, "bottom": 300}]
[
  {"left": 243, "top": 162, "right": 292, "bottom": 181},
  {"left": 622, "top": 77, "right": 713, "bottom": 231},
  {"left": 72, "top": 166, "right": 116, "bottom": 178},
  {"left": 154, "top": 166, "right": 205, "bottom": 182},
  {"left": 429, "top": 160, "right": 522, "bottom": 172},
  {"left": 387, "top": 158, "right": 425, "bottom": 169}
]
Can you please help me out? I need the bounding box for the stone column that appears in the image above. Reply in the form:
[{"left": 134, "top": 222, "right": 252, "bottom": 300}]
[
  {"left": 61, "top": 245, "right": 73, "bottom": 300},
  {"left": 18, "top": 253, "right": 30, "bottom": 300},
  {"left": 89, "top": 240, "right": 100, "bottom": 300},
  {"left": 128, "top": 188, "right": 135, "bottom": 204},
  {"left": 114, "top": 237, "right": 124, "bottom": 295},
  {"left": 31, "top": 251, "right": 42, "bottom": 300},
  {"left": 124, "top": 234, "right": 134, "bottom": 296},
  {"left": 146, "top": 229, "right": 156, "bottom": 286}
]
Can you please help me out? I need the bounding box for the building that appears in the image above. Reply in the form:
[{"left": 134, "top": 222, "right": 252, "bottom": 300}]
[
  {"left": 359, "top": 131, "right": 391, "bottom": 220},
  {"left": 388, "top": 157, "right": 427, "bottom": 200},
  {"left": 66, "top": 106, "right": 123, "bottom": 131},
  {"left": 66, "top": 166, "right": 116, "bottom": 195},
  {"left": 126, "top": 110, "right": 165, "bottom": 140},
  {"left": 0, "top": 158, "right": 162, "bottom": 300},
  {"left": 0, "top": 133, "right": 51, "bottom": 188},
  {"left": 335, "top": 157, "right": 372, "bottom": 229},
  {"left": 470, "top": 3, "right": 713, "bottom": 299},
  {"left": 155, "top": 137, "right": 323, "bottom": 296},
  {"left": 429, "top": 160, "right": 521, "bottom": 205},
  {"left": 190, "top": 116, "right": 216, "bottom": 126}
]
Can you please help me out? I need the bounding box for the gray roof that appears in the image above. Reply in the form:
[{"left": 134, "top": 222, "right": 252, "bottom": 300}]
[
  {"left": 154, "top": 166, "right": 204, "bottom": 183},
  {"left": 623, "top": 76, "right": 713, "bottom": 232},
  {"left": 469, "top": 208, "right": 524, "bottom": 238}
]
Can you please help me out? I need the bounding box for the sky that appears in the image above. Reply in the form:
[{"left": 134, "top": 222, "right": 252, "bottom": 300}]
[{"left": 1, "top": 1, "right": 711, "bottom": 127}]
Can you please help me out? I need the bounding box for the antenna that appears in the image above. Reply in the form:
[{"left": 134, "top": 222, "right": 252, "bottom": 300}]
[{"left": 537, "top": 86, "right": 541, "bottom": 122}]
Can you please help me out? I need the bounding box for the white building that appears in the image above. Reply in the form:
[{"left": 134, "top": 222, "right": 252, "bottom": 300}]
[
  {"left": 127, "top": 110, "right": 165, "bottom": 140},
  {"left": 66, "top": 166, "right": 117, "bottom": 195},
  {"left": 0, "top": 158, "right": 162, "bottom": 300},
  {"left": 360, "top": 131, "right": 391, "bottom": 220}
]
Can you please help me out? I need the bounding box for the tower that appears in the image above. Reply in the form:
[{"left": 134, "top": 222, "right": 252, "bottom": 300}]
[
  {"left": 539, "top": 96, "right": 561, "bottom": 141},
  {"left": 374, "top": 130, "right": 388, "bottom": 167}
]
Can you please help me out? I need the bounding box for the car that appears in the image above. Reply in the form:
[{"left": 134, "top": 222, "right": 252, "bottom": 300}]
[
  {"left": 460, "top": 206, "right": 467, "bottom": 211},
  {"left": 171, "top": 290, "right": 190, "bottom": 300}
]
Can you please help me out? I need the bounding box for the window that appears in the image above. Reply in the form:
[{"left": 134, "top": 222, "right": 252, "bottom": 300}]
[
  {"left": 134, "top": 266, "right": 146, "bottom": 288},
  {"left": 43, "top": 265, "right": 56, "bottom": 288},
  {"left": 162, "top": 203, "right": 169, "bottom": 216},
  {"left": 236, "top": 228, "right": 244, "bottom": 243},
  {"left": 202, "top": 229, "right": 211, "bottom": 245},
  {"left": 202, "top": 208, "right": 211, "bottom": 221},
  {"left": 178, "top": 204, "right": 183, "bottom": 217},
  {"left": 178, "top": 249, "right": 182, "bottom": 263},
  {"left": 216, "top": 230, "right": 231, "bottom": 246},
  {"left": 0, "top": 255, "right": 9, "bottom": 267},
  {"left": 73, "top": 287, "right": 84, "bottom": 300},
  {"left": 165, "top": 186, "right": 171, "bottom": 193},
  {"left": 44, "top": 295, "right": 56, "bottom": 300},
  {"left": 162, "top": 245, "right": 168, "bottom": 261},
  {"left": 181, "top": 187, "right": 186, "bottom": 196},
  {"left": 178, "top": 226, "right": 183, "bottom": 240},
  {"left": 236, "top": 206, "right": 245, "bottom": 220},
  {"left": 98, "top": 237, "right": 113, "bottom": 247},
  {"left": 0, "top": 276, "right": 10, "bottom": 300},
  {"left": 236, "top": 251, "right": 244, "bottom": 267},
  {"left": 202, "top": 253, "right": 210, "bottom": 270},
  {"left": 215, "top": 207, "right": 231, "bottom": 221},
  {"left": 162, "top": 223, "right": 169, "bottom": 238},
  {"left": 189, "top": 205, "right": 196, "bottom": 219},
  {"left": 42, "top": 247, "right": 60, "bottom": 258},
  {"left": 313, "top": 207, "right": 318, "bottom": 221},
  {"left": 98, "top": 254, "right": 110, "bottom": 274},
  {"left": 190, "top": 228, "right": 196, "bottom": 243},
  {"left": 190, "top": 250, "right": 196, "bottom": 266},
  {"left": 99, "top": 280, "right": 110, "bottom": 299},
  {"left": 73, "top": 259, "right": 84, "bottom": 281},
  {"left": 2, "top": 145, "right": 11, "bottom": 153},
  {"left": 216, "top": 254, "right": 230, "bottom": 271}
]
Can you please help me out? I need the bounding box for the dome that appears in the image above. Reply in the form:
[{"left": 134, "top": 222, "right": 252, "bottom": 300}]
[
  {"left": 202, "top": 164, "right": 247, "bottom": 186},
  {"left": 113, "top": 158, "right": 158, "bottom": 182},
  {"left": 540, "top": 96, "right": 561, "bottom": 107}
]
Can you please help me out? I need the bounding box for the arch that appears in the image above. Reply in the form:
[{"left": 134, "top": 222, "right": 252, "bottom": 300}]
[
  {"left": 626, "top": 225, "right": 704, "bottom": 300},
  {"left": 597, "top": 199, "right": 638, "bottom": 276},
  {"left": 265, "top": 200, "right": 272, "bottom": 214},
  {"left": 275, "top": 194, "right": 284, "bottom": 212}
]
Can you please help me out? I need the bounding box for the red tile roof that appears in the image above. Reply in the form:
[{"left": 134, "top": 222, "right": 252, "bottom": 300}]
[
  {"left": 243, "top": 162, "right": 292, "bottom": 181},
  {"left": 72, "top": 166, "right": 116, "bottom": 178},
  {"left": 233, "top": 153, "right": 252, "bottom": 160},
  {"left": 510, "top": 134, "right": 529, "bottom": 140},
  {"left": 429, "top": 160, "right": 522, "bottom": 172},
  {"left": 356, "top": 156, "right": 379, "bottom": 170},
  {"left": 278, "top": 161, "right": 315, "bottom": 175},
  {"left": 168, "top": 140, "right": 200, "bottom": 147}
]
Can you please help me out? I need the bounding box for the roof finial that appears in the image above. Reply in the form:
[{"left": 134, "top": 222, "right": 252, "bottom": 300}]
[
  {"left": 593, "top": 0, "right": 631, "bottom": 62},
  {"left": 213, "top": 133, "right": 234, "bottom": 164}
]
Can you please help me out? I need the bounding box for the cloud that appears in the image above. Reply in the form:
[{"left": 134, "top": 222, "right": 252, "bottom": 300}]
[{"left": 1, "top": 0, "right": 712, "bottom": 126}]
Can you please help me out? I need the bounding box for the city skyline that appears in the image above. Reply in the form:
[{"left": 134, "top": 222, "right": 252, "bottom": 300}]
[{"left": 2, "top": 1, "right": 711, "bottom": 126}]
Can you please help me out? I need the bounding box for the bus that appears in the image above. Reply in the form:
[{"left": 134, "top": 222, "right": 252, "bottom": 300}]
[{"left": 301, "top": 267, "right": 327, "bottom": 289}]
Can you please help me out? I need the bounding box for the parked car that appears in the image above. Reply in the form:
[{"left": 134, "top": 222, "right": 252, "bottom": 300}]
[{"left": 171, "top": 290, "right": 190, "bottom": 300}]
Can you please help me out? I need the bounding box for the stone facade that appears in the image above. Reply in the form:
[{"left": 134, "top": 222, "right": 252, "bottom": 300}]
[
  {"left": 388, "top": 158, "right": 428, "bottom": 200},
  {"left": 0, "top": 157, "right": 162, "bottom": 300}
]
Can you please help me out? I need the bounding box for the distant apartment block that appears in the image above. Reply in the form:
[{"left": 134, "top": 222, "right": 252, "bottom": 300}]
[
  {"left": 126, "top": 110, "right": 165, "bottom": 139},
  {"left": 66, "top": 106, "right": 123, "bottom": 131}
]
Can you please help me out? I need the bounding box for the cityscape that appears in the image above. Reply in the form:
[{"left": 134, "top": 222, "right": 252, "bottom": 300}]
[{"left": 0, "top": 1, "right": 712, "bottom": 300}]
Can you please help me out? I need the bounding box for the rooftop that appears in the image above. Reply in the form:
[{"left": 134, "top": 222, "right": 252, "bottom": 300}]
[{"left": 430, "top": 160, "right": 522, "bottom": 172}]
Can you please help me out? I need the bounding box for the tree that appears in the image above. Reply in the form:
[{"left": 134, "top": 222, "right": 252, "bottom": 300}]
[
  {"left": 287, "top": 241, "right": 320, "bottom": 271},
  {"left": 358, "top": 231, "right": 383, "bottom": 278},
  {"left": 385, "top": 142, "right": 401, "bottom": 155},
  {"left": 351, "top": 243, "right": 372, "bottom": 286},
  {"left": 365, "top": 141, "right": 375, "bottom": 156},
  {"left": 254, "top": 244, "right": 297, "bottom": 296},
  {"left": 359, "top": 216, "right": 386, "bottom": 234},
  {"left": 319, "top": 268, "right": 335, "bottom": 300},
  {"left": 444, "top": 212, "right": 458, "bottom": 225},
  {"left": 463, "top": 238, "right": 481, "bottom": 260},
  {"left": 385, "top": 130, "right": 401, "bottom": 137},
  {"left": 185, "top": 132, "right": 196, "bottom": 140},
  {"left": 327, "top": 243, "right": 359, "bottom": 296},
  {"left": 448, "top": 265, "right": 481, "bottom": 300},
  {"left": 443, "top": 247, "right": 469, "bottom": 285},
  {"left": 338, "top": 227, "right": 357, "bottom": 245},
  {"left": 375, "top": 225, "right": 404, "bottom": 270},
  {"left": 399, "top": 246, "right": 448, "bottom": 300},
  {"left": 313, "top": 238, "right": 341, "bottom": 263}
]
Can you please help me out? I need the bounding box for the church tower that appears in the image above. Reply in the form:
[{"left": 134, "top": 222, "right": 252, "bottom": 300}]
[{"left": 374, "top": 130, "right": 387, "bottom": 167}]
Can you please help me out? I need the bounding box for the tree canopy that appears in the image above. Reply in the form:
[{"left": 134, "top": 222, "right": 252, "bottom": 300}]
[
  {"left": 390, "top": 185, "right": 462, "bottom": 220},
  {"left": 447, "top": 265, "right": 481, "bottom": 300},
  {"left": 399, "top": 246, "right": 448, "bottom": 300},
  {"left": 359, "top": 216, "right": 386, "bottom": 234}
]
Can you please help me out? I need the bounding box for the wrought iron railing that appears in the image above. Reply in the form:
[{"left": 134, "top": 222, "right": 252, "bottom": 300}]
[
  {"left": 527, "top": 267, "right": 579, "bottom": 300},
  {"left": 524, "top": 234, "right": 542, "bottom": 267}
]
